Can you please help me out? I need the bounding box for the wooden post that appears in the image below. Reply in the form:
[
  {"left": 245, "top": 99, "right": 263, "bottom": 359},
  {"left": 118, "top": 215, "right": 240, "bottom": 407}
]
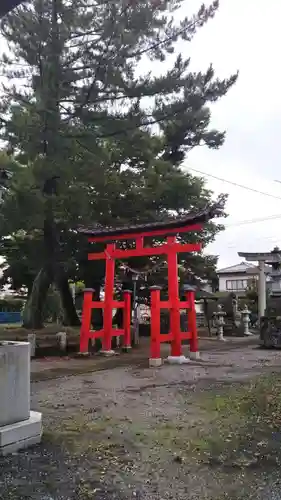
[
  {"left": 167, "top": 236, "right": 182, "bottom": 357},
  {"left": 187, "top": 290, "right": 199, "bottom": 359},
  {"left": 123, "top": 290, "right": 132, "bottom": 350},
  {"left": 102, "top": 243, "right": 115, "bottom": 353},
  {"left": 80, "top": 288, "right": 94, "bottom": 353},
  {"left": 149, "top": 286, "right": 162, "bottom": 366}
]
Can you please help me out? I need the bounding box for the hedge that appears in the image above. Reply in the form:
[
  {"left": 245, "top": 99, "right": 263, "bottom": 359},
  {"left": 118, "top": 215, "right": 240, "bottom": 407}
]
[{"left": 0, "top": 298, "right": 25, "bottom": 312}]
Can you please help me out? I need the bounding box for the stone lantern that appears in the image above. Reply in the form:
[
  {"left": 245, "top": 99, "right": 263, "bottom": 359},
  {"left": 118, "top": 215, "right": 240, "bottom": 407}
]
[
  {"left": 241, "top": 305, "right": 252, "bottom": 336},
  {"left": 213, "top": 304, "right": 226, "bottom": 341}
]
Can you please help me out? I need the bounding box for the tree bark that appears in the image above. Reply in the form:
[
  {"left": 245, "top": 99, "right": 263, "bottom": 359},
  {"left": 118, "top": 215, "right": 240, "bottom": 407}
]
[
  {"left": 22, "top": 266, "right": 52, "bottom": 329},
  {"left": 22, "top": 206, "right": 81, "bottom": 329},
  {"left": 21, "top": 0, "right": 82, "bottom": 330},
  {"left": 55, "top": 264, "right": 81, "bottom": 326}
]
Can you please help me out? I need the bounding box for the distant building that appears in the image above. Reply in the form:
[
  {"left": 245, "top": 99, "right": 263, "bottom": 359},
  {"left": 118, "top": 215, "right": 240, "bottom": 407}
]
[{"left": 217, "top": 261, "right": 270, "bottom": 295}]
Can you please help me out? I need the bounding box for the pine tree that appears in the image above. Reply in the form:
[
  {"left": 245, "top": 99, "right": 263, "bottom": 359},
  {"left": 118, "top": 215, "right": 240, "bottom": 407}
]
[{"left": 0, "top": 0, "right": 237, "bottom": 328}]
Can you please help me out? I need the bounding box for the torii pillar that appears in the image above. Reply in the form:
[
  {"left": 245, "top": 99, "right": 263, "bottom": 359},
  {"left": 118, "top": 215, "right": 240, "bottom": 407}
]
[{"left": 238, "top": 252, "right": 269, "bottom": 319}]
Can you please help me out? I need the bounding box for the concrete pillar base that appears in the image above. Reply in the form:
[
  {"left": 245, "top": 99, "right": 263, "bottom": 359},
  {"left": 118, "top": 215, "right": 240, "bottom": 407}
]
[
  {"left": 149, "top": 358, "right": 162, "bottom": 367},
  {"left": 0, "top": 411, "right": 42, "bottom": 456},
  {"left": 189, "top": 351, "right": 201, "bottom": 360},
  {"left": 76, "top": 351, "right": 90, "bottom": 357},
  {"left": 100, "top": 350, "right": 116, "bottom": 356},
  {"left": 167, "top": 355, "right": 190, "bottom": 364}
]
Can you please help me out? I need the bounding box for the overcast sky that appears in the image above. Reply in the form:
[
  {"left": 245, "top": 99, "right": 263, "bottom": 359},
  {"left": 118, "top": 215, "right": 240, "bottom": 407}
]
[{"left": 179, "top": 0, "right": 281, "bottom": 269}]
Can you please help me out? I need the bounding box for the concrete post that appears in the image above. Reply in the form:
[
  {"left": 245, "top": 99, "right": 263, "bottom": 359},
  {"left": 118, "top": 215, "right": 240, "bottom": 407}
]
[
  {"left": 0, "top": 341, "right": 42, "bottom": 455},
  {"left": 0, "top": 342, "right": 30, "bottom": 426},
  {"left": 258, "top": 260, "right": 266, "bottom": 319}
]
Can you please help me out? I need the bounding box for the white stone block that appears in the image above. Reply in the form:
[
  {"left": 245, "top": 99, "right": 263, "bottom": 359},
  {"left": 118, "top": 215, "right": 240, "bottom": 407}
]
[
  {"left": 167, "top": 355, "right": 190, "bottom": 364},
  {"left": 0, "top": 341, "right": 30, "bottom": 427},
  {"left": 0, "top": 411, "right": 42, "bottom": 455},
  {"left": 149, "top": 358, "right": 162, "bottom": 367}
]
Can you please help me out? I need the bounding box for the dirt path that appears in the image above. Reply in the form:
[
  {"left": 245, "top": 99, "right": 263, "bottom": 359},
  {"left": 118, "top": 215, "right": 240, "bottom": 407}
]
[{"left": 1, "top": 339, "right": 281, "bottom": 500}]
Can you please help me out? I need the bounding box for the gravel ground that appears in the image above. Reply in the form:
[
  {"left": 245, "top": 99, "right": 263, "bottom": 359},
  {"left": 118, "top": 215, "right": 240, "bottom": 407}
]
[{"left": 2, "top": 341, "right": 281, "bottom": 500}]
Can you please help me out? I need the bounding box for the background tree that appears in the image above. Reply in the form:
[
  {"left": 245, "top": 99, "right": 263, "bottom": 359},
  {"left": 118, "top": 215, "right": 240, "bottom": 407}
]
[{"left": 0, "top": 0, "right": 237, "bottom": 328}]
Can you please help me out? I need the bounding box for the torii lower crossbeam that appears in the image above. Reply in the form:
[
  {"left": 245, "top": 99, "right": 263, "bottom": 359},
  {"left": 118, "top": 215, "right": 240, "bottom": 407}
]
[{"left": 88, "top": 241, "right": 200, "bottom": 260}]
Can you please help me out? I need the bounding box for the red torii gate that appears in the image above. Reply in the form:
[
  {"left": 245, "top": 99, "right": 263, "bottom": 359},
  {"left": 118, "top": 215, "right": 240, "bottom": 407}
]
[{"left": 78, "top": 205, "right": 216, "bottom": 365}]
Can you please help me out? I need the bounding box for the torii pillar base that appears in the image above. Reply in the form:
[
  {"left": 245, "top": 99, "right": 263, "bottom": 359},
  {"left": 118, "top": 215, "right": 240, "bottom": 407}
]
[
  {"left": 166, "top": 355, "right": 190, "bottom": 364},
  {"left": 149, "top": 358, "right": 163, "bottom": 367}
]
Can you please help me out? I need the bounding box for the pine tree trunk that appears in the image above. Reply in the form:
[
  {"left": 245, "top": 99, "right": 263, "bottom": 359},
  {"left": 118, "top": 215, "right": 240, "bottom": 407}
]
[
  {"left": 55, "top": 264, "right": 81, "bottom": 326},
  {"left": 22, "top": 266, "right": 52, "bottom": 329}
]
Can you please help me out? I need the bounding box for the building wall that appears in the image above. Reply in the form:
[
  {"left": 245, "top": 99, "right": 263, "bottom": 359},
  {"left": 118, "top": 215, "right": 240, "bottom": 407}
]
[{"left": 218, "top": 273, "right": 258, "bottom": 293}]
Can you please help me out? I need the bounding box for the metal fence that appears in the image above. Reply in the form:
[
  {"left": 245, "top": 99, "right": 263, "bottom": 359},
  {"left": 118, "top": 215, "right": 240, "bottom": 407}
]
[{"left": 0, "top": 311, "right": 22, "bottom": 324}]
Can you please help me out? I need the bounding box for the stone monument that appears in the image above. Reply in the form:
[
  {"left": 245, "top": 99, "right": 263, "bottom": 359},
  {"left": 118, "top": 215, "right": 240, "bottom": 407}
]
[
  {"left": 0, "top": 341, "right": 42, "bottom": 455},
  {"left": 213, "top": 304, "right": 226, "bottom": 341}
]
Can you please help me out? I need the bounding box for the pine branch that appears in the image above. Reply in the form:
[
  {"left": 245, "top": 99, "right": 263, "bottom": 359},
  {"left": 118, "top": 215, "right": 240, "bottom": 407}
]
[
  {"left": 67, "top": 3, "right": 219, "bottom": 119},
  {"left": 70, "top": 101, "right": 191, "bottom": 145},
  {"left": 74, "top": 1, "right": 132, "bottom": 117}
]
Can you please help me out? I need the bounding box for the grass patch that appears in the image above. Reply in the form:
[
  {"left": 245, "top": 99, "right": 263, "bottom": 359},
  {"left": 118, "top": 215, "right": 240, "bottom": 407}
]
[
  {"left": 43, "top": 413, "right": 113, "bottom": 450},
  {"left": 0, "top": 323, "right": 80, "bottom": 338},
  {"left": 193, "top": 374, "right": 281, "bottom": 469},
  {"left": 40, "top": 374, "right": 281, "bottom": 499},
  {"left": 43, "top": 413, "right": 136, "bottom": 465}
]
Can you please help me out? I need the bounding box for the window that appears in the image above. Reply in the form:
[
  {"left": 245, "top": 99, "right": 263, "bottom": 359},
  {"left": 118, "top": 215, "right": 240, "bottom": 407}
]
[{"left": 226, "top": 279, "right": 249, "bottom": 291}]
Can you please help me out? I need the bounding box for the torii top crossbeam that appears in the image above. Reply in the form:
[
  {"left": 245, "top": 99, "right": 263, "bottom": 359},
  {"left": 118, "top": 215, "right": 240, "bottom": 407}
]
[
  {"left": 78, "top": 204, "right": 218, "bottom": 261},
  {"left": 238, "top": 252, "right": 281, "bottom": 263},
  {"left": 78, "top": 204, "right": 218, "bottom": 242}
]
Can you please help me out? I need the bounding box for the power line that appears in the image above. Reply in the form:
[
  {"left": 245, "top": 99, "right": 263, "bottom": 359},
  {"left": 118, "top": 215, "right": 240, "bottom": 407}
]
[
  {"left": 225, "top": 213, "right": 281, "bottom": 228},
  {"left": 187, "top": 166, "right": 281, "bottom": 202},
  {"left": 224, "top": 235, "right": 281, "bottom": 249}
]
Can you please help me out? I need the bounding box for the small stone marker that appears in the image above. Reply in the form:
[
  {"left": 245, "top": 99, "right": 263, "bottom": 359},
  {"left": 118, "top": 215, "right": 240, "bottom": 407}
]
[
  {"left": 56, "top": 332, "right": 67, "bottom": 351},
  {"left": 27, "top": 333, "right": 36, "bottom": 357}
]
